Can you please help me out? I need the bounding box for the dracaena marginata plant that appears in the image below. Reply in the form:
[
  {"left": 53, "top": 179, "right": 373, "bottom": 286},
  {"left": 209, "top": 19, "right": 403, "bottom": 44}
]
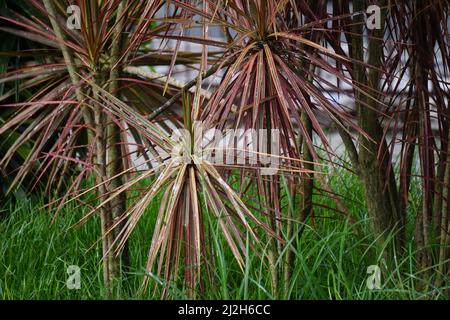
[{"left": 0, "top": 0, "right": 210, "bottom": 296}]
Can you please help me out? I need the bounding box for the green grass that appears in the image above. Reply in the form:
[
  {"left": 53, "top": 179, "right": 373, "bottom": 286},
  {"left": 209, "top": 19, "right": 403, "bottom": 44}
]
[{"left": 0, "top": 169, "right": 448, "bottom": 300}]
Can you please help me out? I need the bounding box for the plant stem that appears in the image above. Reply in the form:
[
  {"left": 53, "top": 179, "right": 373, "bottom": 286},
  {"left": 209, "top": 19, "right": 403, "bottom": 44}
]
[
  {"left": 107, "top": 0, "right": 130, "bottom": 278},
  {"left": 42, "top": 0, "right": 94, "bottom": 132}
]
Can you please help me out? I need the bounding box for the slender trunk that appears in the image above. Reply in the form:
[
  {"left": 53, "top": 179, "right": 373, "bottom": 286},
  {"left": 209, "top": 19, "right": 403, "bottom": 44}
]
[
  {"left": 436, "top": 127, "right": 450, "bottom": 289},
  {"left": 436, "top": 91, "right": 450, "bottom": 296},
  {"left": 107, "top": 0, "right": 130, "bottom": 277},
  {"left": 93, "top": 76, "right": 117, "bottom": 298},
  {"left": 42, "top": 0, "right": 94, "bottom": 135},
  {"left": 435, "top": 72, "right": 450, "bottom": 292},
  {"left": 298, "top": 59, "right": 317, "bottom": 237},
  {"left": 264, "top": 101, "right": 279, "bottom": 298},
  {"left": 298, "top": 108, "right": 314, "bottom": 238},
  {"left": 282, "top": 0, "right": 319, "bottom": 293},
  {"left": 42, "top": 0, "right": 117, "bottom": 296},
  {"left": 43, "top": 0, "right": 117, "bottom": 295},
  {"left": 351, "top": 0, "right": 404, "bottom": 250}
]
